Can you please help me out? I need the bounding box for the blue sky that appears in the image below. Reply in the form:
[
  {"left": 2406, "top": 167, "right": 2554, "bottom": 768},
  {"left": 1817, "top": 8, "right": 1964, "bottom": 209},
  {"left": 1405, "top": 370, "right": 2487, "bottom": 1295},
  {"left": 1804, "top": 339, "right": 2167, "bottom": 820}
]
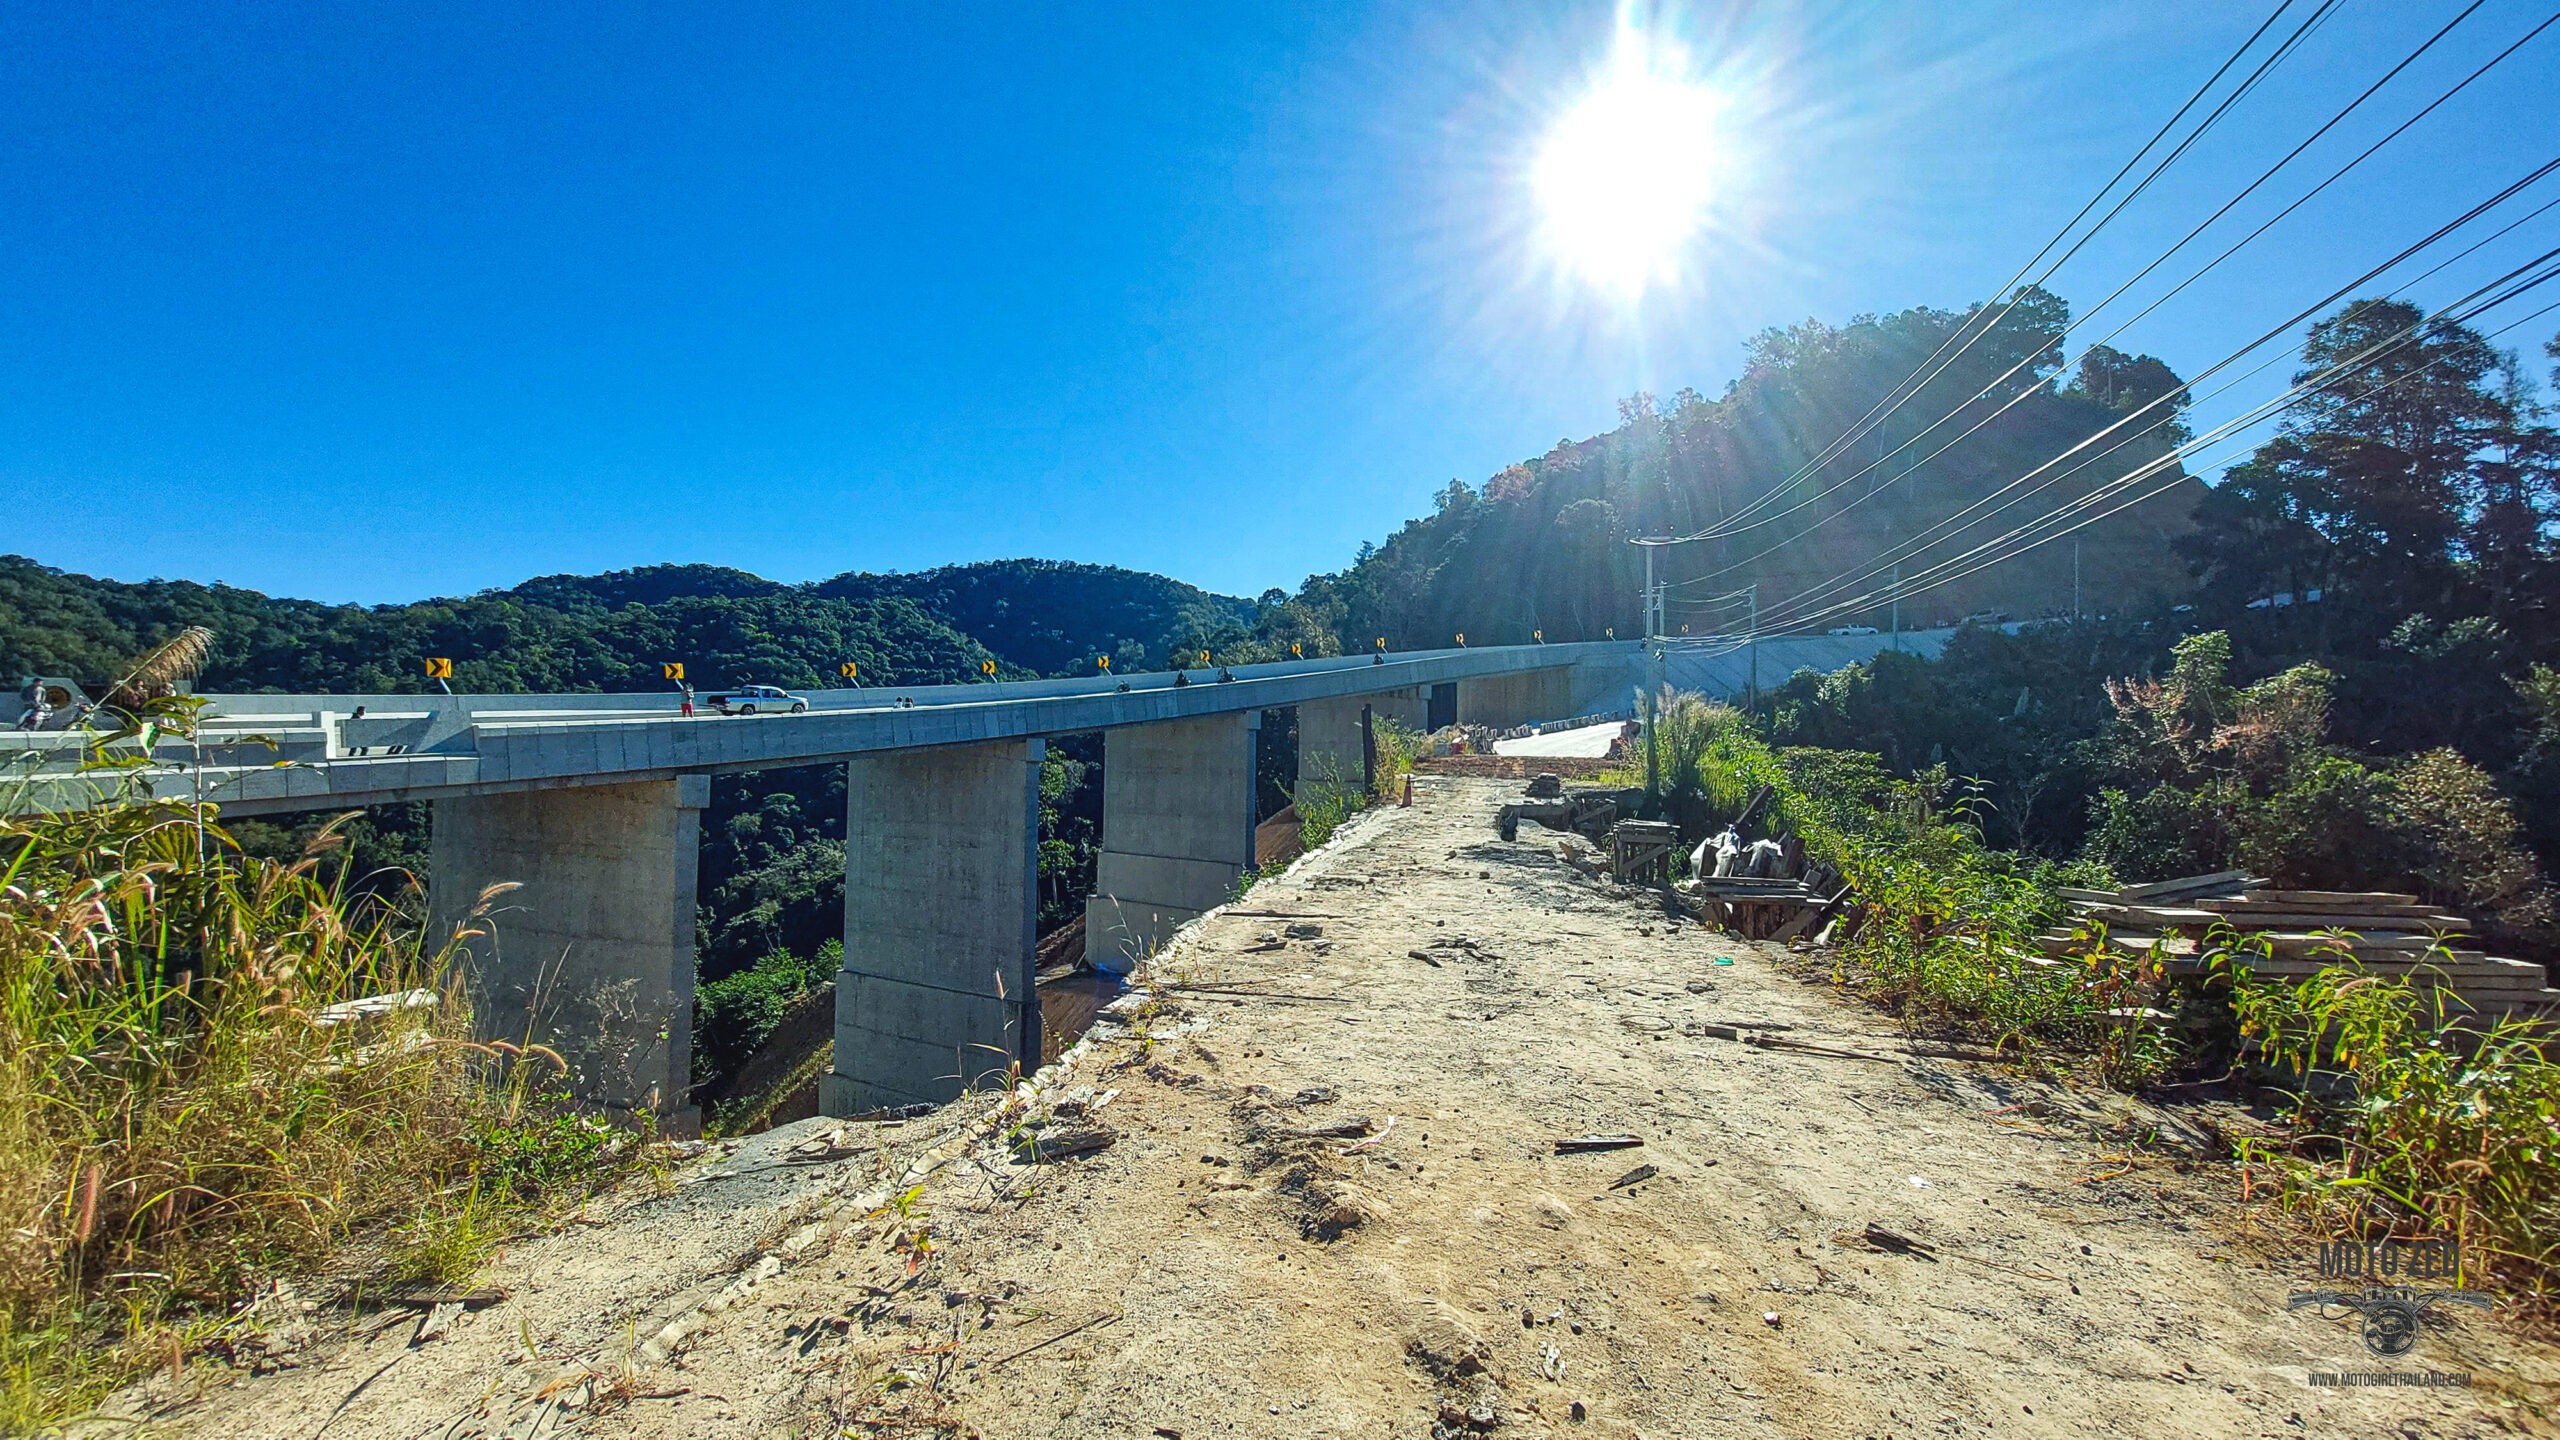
[{"left": 5, "top": 2, "right": 2554, "bottom": 604}]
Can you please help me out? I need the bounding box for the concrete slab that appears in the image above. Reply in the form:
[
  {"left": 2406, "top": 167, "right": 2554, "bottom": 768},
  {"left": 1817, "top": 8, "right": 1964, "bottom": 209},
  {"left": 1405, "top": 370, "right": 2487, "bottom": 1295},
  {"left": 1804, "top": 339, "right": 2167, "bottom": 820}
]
[{"left": 1493, "top": 719, "right": 1627, "bottom": 758}]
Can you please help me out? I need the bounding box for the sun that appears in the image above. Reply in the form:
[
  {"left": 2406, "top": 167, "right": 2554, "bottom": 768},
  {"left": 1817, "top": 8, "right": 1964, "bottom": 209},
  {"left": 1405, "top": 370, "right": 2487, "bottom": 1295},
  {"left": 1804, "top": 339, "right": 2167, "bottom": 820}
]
[{"left": 1532, "top": 28, "right": 1724, "bottom": 300}]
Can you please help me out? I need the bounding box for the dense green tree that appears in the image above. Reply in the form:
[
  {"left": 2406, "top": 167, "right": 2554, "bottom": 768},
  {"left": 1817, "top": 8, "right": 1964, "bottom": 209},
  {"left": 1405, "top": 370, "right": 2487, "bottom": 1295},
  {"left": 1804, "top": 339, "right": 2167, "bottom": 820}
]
[
  {"left": 817, "top": 559, "right": 1253, "bottom": 676},
  {"left": 2191, "top": 298, "right": 2556, "bottom": 629}
]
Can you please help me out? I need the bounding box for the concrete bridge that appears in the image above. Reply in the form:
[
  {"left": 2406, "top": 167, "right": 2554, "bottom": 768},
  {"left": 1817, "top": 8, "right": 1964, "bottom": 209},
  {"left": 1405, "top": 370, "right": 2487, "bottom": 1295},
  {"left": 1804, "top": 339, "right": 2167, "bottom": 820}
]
[{"left": 13, "top": 643, "right": 1633, "bottom": 1129}]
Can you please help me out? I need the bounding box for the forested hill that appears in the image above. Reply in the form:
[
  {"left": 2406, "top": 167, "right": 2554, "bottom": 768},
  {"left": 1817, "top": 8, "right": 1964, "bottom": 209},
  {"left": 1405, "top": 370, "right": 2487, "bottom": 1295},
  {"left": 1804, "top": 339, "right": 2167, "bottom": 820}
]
[
  {"left": 1261, "top": 287, "right": 2206, "bottom": 653},
  {"left": 0, "top": 556, "right": 1250, "bottom": 694},
  {"left": 815, "top": 560, "right": 1255, "bottom": 677}
]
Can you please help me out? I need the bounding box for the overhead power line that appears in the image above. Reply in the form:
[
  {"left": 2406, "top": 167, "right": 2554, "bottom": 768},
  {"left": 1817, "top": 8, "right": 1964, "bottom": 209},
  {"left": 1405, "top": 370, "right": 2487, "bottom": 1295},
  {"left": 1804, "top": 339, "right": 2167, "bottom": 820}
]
[
  {"left": 1762, "top": 249, "right": 2560, "bottom": 633},
  {"left": 1673, "top": 1, "right": 2540, "bottom": 559},
  {"left": 1749, "top": 160, "right": 2560, "bottom": 627},
  {"left": 1658, "top": 0, "right": 2335, "bottom": 545},
  {"left": 1756, "top": 257, "right": 2560, "bottom": 635}
]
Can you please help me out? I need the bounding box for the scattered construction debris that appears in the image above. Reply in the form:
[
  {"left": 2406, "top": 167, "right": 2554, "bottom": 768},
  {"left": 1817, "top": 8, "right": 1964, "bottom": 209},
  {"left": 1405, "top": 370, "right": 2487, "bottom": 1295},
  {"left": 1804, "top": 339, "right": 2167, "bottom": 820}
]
[
  {"left": 1011, "top": 1124, "right": 1118, "bottom": 1163},
  {"left": 1490, "top": 754, "right": 2560, "bottom": 1031},
  {"left": 410, "top": 1302, "right": 464, "bottom": 1347},
  {"left": 1843, "top": 1224, "right": 1939, "bottom": 1260},
  {"left": 1496, "top": 788, "right": 1635, "bottom": 844},
  {"left": 1610, "top": 820, "right": 1680, "bottom": 884},
  {"left": 1497, "top": 774, "right": 1856, "bottom": 942},
  {"left": 1693, "top": 1026, "right": 1901, "bottom": 1064}
]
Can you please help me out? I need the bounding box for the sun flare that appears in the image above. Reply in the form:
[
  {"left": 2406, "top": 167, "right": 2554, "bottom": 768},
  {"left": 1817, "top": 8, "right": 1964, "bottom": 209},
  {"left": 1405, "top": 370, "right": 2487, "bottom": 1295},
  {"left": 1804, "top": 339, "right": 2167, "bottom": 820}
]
[{"left": 1532, "top": 28, "right": 1725, "bottom": 300}]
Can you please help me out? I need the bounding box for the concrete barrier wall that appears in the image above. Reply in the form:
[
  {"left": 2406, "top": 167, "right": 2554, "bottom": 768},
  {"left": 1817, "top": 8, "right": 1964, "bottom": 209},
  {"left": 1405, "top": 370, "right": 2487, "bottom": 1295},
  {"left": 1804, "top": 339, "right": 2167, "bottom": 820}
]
[
  {"left": 185, "top": 643, "right": 1627, "bottom": 726},
  {"left": 1658, "top": 628, "right": 1958, "bottom": 700}
]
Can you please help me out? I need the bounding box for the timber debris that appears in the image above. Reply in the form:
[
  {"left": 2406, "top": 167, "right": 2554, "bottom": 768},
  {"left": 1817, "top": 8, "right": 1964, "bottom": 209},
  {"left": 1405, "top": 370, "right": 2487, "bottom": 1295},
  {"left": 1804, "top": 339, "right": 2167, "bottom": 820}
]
[
  {"left": 2040, "top": 872, "right": 2560, "bottom": 1026},
  {"left": 1553, "top": 1134, "right": 1643, "bottom": 1154}
]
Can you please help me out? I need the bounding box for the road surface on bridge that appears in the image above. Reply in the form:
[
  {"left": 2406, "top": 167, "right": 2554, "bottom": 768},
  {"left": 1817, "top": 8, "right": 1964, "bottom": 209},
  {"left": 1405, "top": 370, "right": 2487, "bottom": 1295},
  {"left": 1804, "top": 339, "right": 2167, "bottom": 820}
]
[{"left": 1491, "top": 718, "right": 1628, "bottom": 759}]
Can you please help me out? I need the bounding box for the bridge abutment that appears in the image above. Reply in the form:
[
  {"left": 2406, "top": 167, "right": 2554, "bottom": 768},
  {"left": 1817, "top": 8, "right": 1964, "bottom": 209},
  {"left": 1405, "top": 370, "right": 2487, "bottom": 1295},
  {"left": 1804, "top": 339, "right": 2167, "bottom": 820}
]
[
  {"left": 1457, "top": 667, "right": 1576, "bottom": 728},
  {"left": 428, "top": 774, "right": 708, "bottom": 1133},
  {"left": 1083, "top": 712, "right": 1258, "bottom": 971},
  {"left": 825, "top": 738, "right": 1044, "bottom": 1116}
]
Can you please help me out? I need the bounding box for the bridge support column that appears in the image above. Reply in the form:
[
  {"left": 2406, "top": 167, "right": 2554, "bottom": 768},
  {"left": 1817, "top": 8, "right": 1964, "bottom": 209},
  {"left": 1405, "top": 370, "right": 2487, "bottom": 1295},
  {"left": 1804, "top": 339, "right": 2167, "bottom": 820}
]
[
  {"left": 1296, "top": 689, "right": 1424, "bottom": 810},
  {"left": 1084, "top": 712, "right": 1258, "bottom": 971},
  {"left": 1457, "top": 668, "right": 1575, "bottom": 728},
  {"left": 429, "top": 775, "right": 708, "bottom": 1133},
  {"left": 826, "top": 739, "right": 1043, "bottom": 1116}
]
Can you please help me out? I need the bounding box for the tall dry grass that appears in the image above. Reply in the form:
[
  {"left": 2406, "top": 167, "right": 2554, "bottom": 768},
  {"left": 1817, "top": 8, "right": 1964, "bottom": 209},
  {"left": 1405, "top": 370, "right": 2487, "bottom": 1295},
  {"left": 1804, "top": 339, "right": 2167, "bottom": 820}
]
[{"left": 1, "top": 706, "right": 624, "bottom": 1429}]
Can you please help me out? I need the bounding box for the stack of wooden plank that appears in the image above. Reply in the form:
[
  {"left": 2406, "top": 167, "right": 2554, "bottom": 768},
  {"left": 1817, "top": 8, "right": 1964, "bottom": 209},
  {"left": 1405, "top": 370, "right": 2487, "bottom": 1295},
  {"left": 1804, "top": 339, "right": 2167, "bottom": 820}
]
[{"left": 2042, "top": 871, "right": 2559, "bottom": 1026}]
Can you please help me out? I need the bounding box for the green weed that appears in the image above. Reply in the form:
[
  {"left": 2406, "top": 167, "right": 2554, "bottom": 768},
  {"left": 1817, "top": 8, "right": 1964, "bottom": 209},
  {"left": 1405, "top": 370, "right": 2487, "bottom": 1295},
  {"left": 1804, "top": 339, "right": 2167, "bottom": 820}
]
[{"left": 2233, "top": 951, "right": 2559, "bottom": 1308}]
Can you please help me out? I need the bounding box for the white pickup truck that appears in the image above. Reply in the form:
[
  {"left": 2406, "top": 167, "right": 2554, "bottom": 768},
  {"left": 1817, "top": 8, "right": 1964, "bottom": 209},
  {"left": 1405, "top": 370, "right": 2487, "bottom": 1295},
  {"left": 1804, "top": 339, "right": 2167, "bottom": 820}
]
[{"left": 704, "top": 684, "right": 810, "bottom": 716}]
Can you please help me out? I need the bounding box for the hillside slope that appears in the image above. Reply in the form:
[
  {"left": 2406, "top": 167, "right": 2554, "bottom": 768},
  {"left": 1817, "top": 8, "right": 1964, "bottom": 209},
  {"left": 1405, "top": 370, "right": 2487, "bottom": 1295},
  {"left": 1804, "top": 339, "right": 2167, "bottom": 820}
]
[{"left": 0, "top": 555, "right": 1251, "bottom": 694}]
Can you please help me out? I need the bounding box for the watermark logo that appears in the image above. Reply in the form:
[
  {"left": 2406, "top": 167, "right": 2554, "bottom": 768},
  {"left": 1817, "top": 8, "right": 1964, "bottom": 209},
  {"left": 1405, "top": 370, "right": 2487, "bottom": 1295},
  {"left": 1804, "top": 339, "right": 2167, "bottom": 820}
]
[
  {"left": 2314, "top": 1238, "right": 2462, "bottom": 1284},
  {"left": 2288, "top": 1237, "right": 2489, "bottom": 1385},
  {"left": 2287, "top": 1286, "right": 2491, "bottom": 1358}
]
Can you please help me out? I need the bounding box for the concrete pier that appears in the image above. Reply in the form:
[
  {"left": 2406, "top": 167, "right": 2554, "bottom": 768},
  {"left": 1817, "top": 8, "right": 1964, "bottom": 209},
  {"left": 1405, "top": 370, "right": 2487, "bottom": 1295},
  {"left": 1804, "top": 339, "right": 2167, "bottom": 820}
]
[
  {"left": 428, "top": 775, "right": 708, "bottom": 1131},
  {"left": 826, "top": 739, "right": 1044, "bottom": 1116},
  {"left": 1084, "top": 712, "right": 1259, "bottom": 971},
  {"left": 1295, "top": 688, "right": 1425, "bottom": 810}
]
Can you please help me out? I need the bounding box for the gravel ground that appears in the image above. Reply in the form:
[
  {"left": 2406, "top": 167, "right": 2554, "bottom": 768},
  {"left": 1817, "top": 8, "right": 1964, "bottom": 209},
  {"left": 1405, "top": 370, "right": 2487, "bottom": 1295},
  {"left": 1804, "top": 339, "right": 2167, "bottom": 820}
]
[{"left": 139, "top": 776, "right": 2556, "bottom": 1439}]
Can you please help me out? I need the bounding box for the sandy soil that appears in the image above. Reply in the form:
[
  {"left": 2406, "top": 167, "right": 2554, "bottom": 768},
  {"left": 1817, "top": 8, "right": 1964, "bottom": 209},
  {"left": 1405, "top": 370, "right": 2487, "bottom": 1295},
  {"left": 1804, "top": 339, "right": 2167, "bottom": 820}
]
[{"left": 133, "top": 776, "right": 2556, "bottom": 1439}]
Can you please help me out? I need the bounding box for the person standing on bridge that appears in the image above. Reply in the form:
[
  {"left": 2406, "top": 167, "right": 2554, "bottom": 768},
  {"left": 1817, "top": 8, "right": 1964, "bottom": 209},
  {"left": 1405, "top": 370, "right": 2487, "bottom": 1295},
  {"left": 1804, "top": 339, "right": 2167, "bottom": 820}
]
[{"left": 678, "top": 681, "right": 694, "bottom": 718}]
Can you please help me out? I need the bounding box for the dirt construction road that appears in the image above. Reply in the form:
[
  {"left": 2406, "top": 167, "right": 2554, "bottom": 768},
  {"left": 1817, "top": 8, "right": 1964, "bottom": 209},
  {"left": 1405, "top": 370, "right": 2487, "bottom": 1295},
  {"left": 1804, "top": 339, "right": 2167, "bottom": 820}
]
[{"left": 156, "top": 777, "right": 2554, "bottom": 1438}]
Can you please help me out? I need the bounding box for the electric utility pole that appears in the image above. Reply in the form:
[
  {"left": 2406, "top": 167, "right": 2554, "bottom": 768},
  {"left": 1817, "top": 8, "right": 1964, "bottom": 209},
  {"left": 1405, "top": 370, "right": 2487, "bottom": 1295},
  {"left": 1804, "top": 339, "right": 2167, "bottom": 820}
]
[
  {"left": 1746, "top": 583, "right": 1759, "bottom": 705},
  {"left": 1634, "top": 537, "right": 1667, "bottom": 807},
  {"left": 1642, "top": 545, "right": 1658, "bottom": 639},
  {"left": 1889, "top": 560, "right": 1901, "bottom": 654}
]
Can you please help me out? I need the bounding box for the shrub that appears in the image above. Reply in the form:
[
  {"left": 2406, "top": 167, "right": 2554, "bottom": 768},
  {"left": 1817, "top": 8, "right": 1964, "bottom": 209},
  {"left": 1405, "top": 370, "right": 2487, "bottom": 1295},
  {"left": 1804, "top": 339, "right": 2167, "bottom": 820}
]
[
  {"left": 2237, "top": 752, "right": 2402, "bottom": 887},
  {"left": 694, "top": 939, "right": 840, "bottom": 1090},
  {"left": 2082, "top": 636, "right": 2555, "bottom": 946},
  {"left": 1370, "top": 716, "right": 1424, "bottom": 802},
  {"left": 2392, "top": 747, "right": 2552, "bottom": 929},
  {"left": 2082, "top": 781, "right": 2237, "bottom": 882}
]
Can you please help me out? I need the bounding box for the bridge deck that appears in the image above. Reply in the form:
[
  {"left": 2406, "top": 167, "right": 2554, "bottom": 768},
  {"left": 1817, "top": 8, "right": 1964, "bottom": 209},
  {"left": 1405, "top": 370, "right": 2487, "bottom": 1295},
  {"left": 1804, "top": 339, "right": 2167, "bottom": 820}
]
[{"left": 14, "top": 642, "right": 1635, "bottom": 816}]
